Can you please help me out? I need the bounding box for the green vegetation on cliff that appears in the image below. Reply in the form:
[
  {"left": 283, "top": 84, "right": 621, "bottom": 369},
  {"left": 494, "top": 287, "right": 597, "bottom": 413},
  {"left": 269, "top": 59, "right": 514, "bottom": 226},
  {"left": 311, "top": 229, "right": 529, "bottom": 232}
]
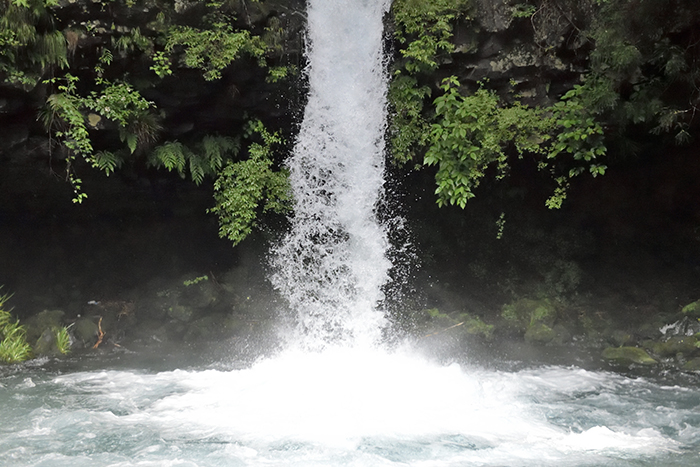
[
  {"left": 3, "top": 0, "right": 700, "bottom": 245},
  {"left": 389, "top": 0, "right": 700, "bottom": 209},
  {"left": 1, "top": 0, "right": 293, "bottom": 244}
]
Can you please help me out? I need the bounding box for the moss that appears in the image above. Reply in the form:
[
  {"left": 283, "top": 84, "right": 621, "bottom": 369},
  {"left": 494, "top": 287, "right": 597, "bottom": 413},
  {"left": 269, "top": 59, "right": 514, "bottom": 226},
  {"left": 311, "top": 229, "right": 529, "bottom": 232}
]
[
  {"left": 457, "top": 313, "right": 494, "bottom": 339},
  {"left": 682, "top": 357, "right": 700, "bottom": 372},
  {"left": 524, "top": 322, "right": 556, "bottom": 344},
  {"left": 502, "top": 298, "right": 557, "bottom": 331},
  {"left": 681, "top": 300, "right": 700, "bottom": 318},
  {"left": 426, "top": 308, "right": 450, "bottom": 319},
  {"left": 602, "top": 346, "right": 658, "bottom": 366},
  {"left": 651, "top": 336, "right": 698, "bottom": 358}
]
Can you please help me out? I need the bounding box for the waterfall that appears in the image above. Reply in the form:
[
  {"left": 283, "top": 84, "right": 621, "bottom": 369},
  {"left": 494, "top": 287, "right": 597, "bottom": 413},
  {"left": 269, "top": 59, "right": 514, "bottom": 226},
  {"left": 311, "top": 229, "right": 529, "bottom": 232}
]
[{"left": 270, "top": 0, "right": 393, "bottom": 349}]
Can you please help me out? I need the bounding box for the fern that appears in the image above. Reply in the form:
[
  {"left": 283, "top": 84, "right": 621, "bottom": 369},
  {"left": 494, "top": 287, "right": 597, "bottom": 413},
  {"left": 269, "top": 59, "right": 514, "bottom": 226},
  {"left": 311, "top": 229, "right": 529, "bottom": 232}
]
[
  {"left": 209, "top": 121, "right": 290, "bottom": 245},
  {"left": 149, "top": 135, "right": 241, "bottom": 184},
  {"left": 33, "top": 29, "right": 68, "bottom": 68},
  {"left": 189, "top": 154, "right": 206, "bottom": 185},
  {"left": 203, "top": 134, "right": 239, "bottom": 170},
  {"left": 91, "top": 151, "right": 122, "bottom": 175},
  {"left": 151, "top": 141, "right": 188, "bottom": 176}
]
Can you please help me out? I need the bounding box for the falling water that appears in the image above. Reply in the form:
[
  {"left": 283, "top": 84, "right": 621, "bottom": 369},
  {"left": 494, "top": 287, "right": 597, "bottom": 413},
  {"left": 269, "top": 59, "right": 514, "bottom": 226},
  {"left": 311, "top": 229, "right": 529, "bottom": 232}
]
[{"left": 270, "top": 0, "right": 393, "bottom": 349}]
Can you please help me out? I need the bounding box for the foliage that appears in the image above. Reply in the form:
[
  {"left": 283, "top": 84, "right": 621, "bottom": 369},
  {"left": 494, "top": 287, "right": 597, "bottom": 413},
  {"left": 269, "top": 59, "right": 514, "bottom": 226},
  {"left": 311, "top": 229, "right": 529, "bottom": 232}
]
[
  {"left": 42, "top": 71, "right": 158, "bottom": 201},
  {"left": 425, "top": 77, "right": 606, "bottom": 209},
  {"left": 583, "top": 0, "right": 700, "bottom": 145},
  {"left": 387, "top": 74, "right": 432, "bottom": 165},
  {"left": 392, "top": 0, "right": 473, "bottom": 73},
  {"left": 183, "top": 275, "right": 209, "bottom": 286},
  {"left": 54, "top": 326, "right": 71, "bottom": 354},
  {"left": 4, "top": 0, "right": 291, "bottom": 227},
  {"left": 148, "top": 135, "right": 239, "bottom": 185},
  {"left": 209, "top": 120, "right": 291, "bottom": 245},
  {"left": 0, "top": 291, "right": 32, "bottom": 364},
  {"left": 0, "top": 0, "right": 67, "bottom": 89},
  {"left": 388, "top": 0, "right": 473, "bottom": 164},
  {"left": 389, "top": 0, "right": 700, "bottom": 210},
  {"left": 165, "top": 22, "right": 266, "bottom": 81}
]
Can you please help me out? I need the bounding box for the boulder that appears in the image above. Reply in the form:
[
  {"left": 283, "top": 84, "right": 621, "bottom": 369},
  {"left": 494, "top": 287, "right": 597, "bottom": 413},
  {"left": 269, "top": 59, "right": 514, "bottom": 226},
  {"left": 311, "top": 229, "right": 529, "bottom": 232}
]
[
  {"left": 167, "top": 304, "right": 196, "bottom": 323},
  {"left": 24, "top": 309, "right": 66, "bottom": 344},
  {"left": 652, "top": 336, "right": 698, "bottom": 358},
  {"left": 682, "top": 357, "right": 700, "bottom": 372},
  {"left": 33, "top": 328, "right": 59, "bottom": 356},
  {"left": 681, "top": 300, "right": 700, "bottom": 318},
  {"left": 602, "top": 347, "right": 658, "bottom": 366},
  {"left": 524, "top": 322, "right": 556, "bottom": 344},
  {"left": 502, "top": 298, "right": 557, "bottom": 332},
  {"left": 72, "top": 317, "right": 99, "bottom": 348}
]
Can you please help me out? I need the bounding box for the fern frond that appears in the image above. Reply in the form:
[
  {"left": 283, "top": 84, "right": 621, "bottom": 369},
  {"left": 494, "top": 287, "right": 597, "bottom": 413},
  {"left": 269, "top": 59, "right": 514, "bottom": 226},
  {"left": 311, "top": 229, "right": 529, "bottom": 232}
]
[
  {"left": 189, "top": 154, "right": 206, "bottom": 185},
  {"left": 151, "top": 141, "right": 188, "bottom": 176},
  {"left": 91, "top": 151, "right": 122, "bottom": 175},
  {"left": 33, "top": 30, "right": 68, "bottom": 68},
  {"left": 202, "top": 134, "right": 239, "bottom": 171}
]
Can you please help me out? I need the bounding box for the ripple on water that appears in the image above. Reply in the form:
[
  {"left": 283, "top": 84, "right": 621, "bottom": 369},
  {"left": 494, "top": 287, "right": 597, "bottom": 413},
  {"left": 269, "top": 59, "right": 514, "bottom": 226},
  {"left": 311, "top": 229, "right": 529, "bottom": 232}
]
[{"left": 1, "top": 348, "right": 699, "bottom": 467}]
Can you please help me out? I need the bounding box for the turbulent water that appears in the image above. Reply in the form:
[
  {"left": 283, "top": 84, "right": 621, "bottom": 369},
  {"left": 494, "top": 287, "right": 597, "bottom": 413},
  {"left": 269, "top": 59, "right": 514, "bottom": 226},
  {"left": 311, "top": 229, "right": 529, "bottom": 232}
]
[
  {"left": 2, "top": 351, "right": 700, "bottom": 467},
  {"left": 269, "top": 0, "right": 392, "bottom": 349}
]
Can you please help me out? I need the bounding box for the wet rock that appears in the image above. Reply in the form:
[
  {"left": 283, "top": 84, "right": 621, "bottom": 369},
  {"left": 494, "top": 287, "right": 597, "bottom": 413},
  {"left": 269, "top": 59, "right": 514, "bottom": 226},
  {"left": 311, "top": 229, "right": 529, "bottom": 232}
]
[
  {"left": 682, "top": 357, "right": 700, "bottom": 372},
  {"left": 681, "top": 300, "right": 700, "bottom": 318},
  {"left": 659, "top": 316, "right": 700, "bottom": 337},
  {"left": 609, "top": 330, "right": 635, "bottom": 347},
  {"left": 578, "top": 310, "right": 613, "bottom": 342},
  {"left": 33, "top": 328, "right": 60, "bottom": 356},
  {"left": 652, "top": 336, "right": 699, "bottom": 358},
  {"left": 552, "top": 323, "right": 573, "bottom": 344},
  {"left": 602, "top": 346, "right": 658, "bottom": 366},
  {"left": 502, "top": 298, "right": 558, "bottom": 332},
  {"left": 179, "top": 277, "right": 219, "bottom": 309},
  {"left": 524, "top": 322, "right": 556, "bottom": 344},
  {"left": 167, "top": 304, "right": 196, "bottom": 323},
  {"left": 72, "top": 317, "right": 99, "bottom": 348},
  {"left": 183, "top": 314, "right": 225, "bottom": 342},
  {"left": 24, "top": 309, "right": 66, "bottom": 344}
]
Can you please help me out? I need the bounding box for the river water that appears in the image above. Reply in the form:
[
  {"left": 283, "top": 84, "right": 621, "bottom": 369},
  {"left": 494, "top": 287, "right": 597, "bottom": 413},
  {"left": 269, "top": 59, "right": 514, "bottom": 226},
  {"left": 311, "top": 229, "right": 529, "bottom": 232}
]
[{"left": 1, "top": 347, "right": 699, "bottom": 467}]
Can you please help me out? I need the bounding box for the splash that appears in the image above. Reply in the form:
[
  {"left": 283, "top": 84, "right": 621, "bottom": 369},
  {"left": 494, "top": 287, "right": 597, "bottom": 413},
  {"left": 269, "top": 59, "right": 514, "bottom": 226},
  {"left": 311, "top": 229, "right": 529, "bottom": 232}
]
[{"left": 270, "top": 0, "right": 393, "bottom": 349}]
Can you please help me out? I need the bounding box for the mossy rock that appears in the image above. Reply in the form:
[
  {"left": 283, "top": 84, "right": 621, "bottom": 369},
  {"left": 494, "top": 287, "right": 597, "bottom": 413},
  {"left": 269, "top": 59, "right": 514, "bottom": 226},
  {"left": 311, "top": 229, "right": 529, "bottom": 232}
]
[
  {"left": 179, "top": 278, "right": 219, "bottom": 309},
  {"left": 552, "top": 323, "right": 573, "bottom": 344},
  {"left": 681, "top": 300, "right": 700, "bottom": 318},
  {"left": 609, "top": 330, "right": 635, "bottom": 347},
  {"left": 602, "top": 346, "right": 658, "bottom": 366},
  {"left": 33, "top": 328, "right": 59, "bottom": 356},
  {"left": 423, "top": 308, "right": 456, "bottom": 328},
  {"left": 73, "top": 317, "right": 99, "bottom": 347},
  {"left": 651, "top": 336, "right": 699, "bottom": 358},
  {"left": 682, "top": 357, "right": 700, "bottom": 371},
  {"left": 167, "top": 304, "right": 196, "bottom": 322},
  {"left": 502, "top": 298, "right": 557, "bottom": 331},
  {"left": 524, "top": 322, "right": 556, "bottom": 344},
  {"left": 24, "top": 309, "right": 65, "bottom": 343},
  {"left": 456, "top": 313, "right": 494, "bottom": 340},
  {"left": 578, "top": 310, "right": 613, "bottom": 340}
]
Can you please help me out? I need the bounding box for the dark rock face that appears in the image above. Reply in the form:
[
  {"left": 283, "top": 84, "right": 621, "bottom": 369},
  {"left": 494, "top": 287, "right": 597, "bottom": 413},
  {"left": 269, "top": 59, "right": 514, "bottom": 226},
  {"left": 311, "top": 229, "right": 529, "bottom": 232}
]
[{"left": 1, "top": 1, "right": 700, "bottom": 370}]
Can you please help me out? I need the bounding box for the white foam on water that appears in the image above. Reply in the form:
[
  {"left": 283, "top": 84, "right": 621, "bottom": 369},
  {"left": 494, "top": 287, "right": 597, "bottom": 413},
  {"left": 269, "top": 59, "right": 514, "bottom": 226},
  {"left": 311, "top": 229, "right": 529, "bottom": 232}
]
[{"left": 2, "top": 351, "right": 686, "bottom": 467}]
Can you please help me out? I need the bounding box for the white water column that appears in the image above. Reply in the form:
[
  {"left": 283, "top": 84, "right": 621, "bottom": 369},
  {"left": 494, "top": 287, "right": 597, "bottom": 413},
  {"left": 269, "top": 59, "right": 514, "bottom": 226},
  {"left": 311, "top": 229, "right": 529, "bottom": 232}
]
[{"left": 271, "top": 0, "right": 393, "bottom": 349}]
